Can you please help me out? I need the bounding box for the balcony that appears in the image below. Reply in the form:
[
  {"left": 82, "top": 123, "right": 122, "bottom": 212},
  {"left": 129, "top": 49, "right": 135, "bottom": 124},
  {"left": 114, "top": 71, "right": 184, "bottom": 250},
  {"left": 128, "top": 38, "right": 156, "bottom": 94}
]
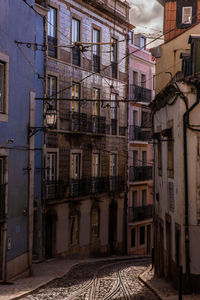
[
  {"left": 129, "top": 125, "right": 151, "bottom": 141},
  {"left": 109, "top": 176, "right": 123, "bottom": 192},
  {"left": 129, "top": 166, "right": 152, "bottom": 182},
  {"left": 70, "top": 179, "right": 87, "bottom": 197},
  {"left": 112, "top": 62, "right": 118, "bottom": 79},
  {"left": 68, "top": 112, "right": 106, "bottom": 135},
  {"left": 130, "top": 84, "right": 152, "bottom": 103},
  {"left": 90, "top": 177, "right": 107, "bottom": 194},
  {"left": 44, "top": 181, "right": 65, "bottom": 202},
  {"left": 93, "top": 54, "right": 100, "bottom": 73},
  {"left": 48, "top": 36, "right": 57, "bottom": 58},
  {"left": 128, "top": 205, "right": 153, "bottom": 222},
  {"left": 0, "top": 184, "right": 6, "bottom": 218},
  {"left": 72, "top": 46, "right": 80, "bottom": 66}
]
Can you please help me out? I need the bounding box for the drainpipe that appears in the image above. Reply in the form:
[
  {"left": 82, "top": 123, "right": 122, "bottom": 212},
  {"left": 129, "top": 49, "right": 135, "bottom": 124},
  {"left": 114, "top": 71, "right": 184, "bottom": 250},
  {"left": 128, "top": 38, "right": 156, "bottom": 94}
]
[{"left": 183, "top": 81, "right": 200, "bottom": 290}]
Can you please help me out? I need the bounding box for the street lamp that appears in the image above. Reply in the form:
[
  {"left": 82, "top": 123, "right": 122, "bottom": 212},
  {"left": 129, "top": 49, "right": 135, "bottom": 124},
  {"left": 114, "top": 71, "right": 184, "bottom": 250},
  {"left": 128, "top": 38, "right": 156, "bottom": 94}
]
[{"left": 28, "top": 106, "right": 57, "bottom": 137}]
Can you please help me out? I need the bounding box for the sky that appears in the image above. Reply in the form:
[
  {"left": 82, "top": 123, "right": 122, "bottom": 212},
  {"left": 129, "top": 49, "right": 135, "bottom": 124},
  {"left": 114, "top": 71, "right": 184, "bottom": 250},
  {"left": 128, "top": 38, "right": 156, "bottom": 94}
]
[{"left": 128, "top": 0, "right": 164, "bottom": 46}]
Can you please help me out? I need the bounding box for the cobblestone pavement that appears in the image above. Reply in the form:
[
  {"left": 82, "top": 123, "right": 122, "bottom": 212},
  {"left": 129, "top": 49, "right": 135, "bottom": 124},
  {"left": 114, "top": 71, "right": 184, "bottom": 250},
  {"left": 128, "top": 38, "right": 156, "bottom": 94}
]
[{"left": 21, "top": 258, "right": 158, "bottom": 300}]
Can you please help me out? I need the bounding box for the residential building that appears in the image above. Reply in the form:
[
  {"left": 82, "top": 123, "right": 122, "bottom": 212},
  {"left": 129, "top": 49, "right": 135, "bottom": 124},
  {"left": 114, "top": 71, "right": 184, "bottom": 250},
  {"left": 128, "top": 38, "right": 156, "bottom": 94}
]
[
  {"left": 153, "top": 0, "right": 200, "bottom": 94},
  {"left": 152, "top": 0, "right": 200, "bottom": 293},
  {"left": 127, "top": 31, "right": 155, "bottom": 255},
  {"left": 36, "top": 0, "right": 130, "bottom": 259},
  {"left": 0, "top": 0, "right": 36, "bottom": 280}
]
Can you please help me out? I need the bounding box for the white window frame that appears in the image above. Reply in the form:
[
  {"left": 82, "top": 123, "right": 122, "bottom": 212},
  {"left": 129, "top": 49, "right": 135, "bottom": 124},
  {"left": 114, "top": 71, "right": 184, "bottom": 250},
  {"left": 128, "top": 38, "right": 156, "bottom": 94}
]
[
  {"left": 182, "top": 6, "right": 192, "bottom": 24},
  {"left": 92, "top": 152, "right": 100, "bottom": 177},
  {"left": 71, "top": 150, "right": 82, "bottom": 179},
  {"left": 72, "top": 18, "right": 80, "bottom": 44},
  {"left": 71, "top": 82, "right": 80, "bottom": 112},
  {"left": 0, "top": 52, "right": 9, "bottom": 122},
  {"left": 92, "top": 88, "right": 100, "bottom": 116},
  {"left": 48, "top": 6, "right": 57, "bottom": 38},
  {"left": 109, "top": 153, "right": 117, "bottom": 176},
  {"left": 46, "top": 152, "right": 58, "bottom": 182}
]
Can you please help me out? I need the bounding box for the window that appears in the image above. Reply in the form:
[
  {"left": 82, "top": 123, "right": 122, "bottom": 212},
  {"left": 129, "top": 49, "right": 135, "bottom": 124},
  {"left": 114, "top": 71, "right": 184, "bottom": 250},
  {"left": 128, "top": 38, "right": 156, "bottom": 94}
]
[
  {"left": 93, "top": 29, "right": 100, "bottom": 73},
  {"left": 167, "top": 128, "right": 174, "bottom": 177},
  {"left": 132, "top": 190, "right": 138, "bottom": 207},
  {"left": 111, "top": 93, "right": 117, "bottom": 135},
  {"left": 72, "top": 18, "right": 80, "bottom": 66},
  {"left": 141, "top": 111, "right": 151, "bottom": 128},
  {"left": 131, "top": 228, "right": 136, "bottom": 248},
  {"left": 140, "top": 36, "right": 146, "bottom": 50},
  {"left": 47, "top": 75, "right": 57, "bottom": 109},
  {"left": 111, "top": 38, "right": 117, "bottom": 78},
  {"left": 175, "top": 226, "right": 181, "bottom": 268},
  {"left": 130, "top": 31, "right": 134, "bottom": 45},
  {"left": 133, "top": 150, "right": 138, "bottom": 166},
  {"left": 133, "top": 71, "right": 138, "bottom": 85},
  {"left": 182, "top": 6, "right": 192, "bottom": 24},
  {"left": 141, "top": 74, "right": 146, "bottom": 88},
  {"left": 158, "top": 134, "right": 162, "bottom": 172},
  {"left": 46, "top": 153, "right": 57, "bottom": 182},
  {"left": 0, "top": 63, "right": 5, "bottom": 113},
  {"left": 71, "top": 153, "right": 81, "bottom": 179},
  {"left": 133, "top": 110, "right": 138, "bottom": 126},
  {"left": 92, "top": 88, "right": 100, "bottom": 116},
  {"left": 110, "top": 154, "right": 117, "bottom": 176},
  {"left": 70, "top": 210, "right": 79, "bottom": 244},
  {"left": 168, "top": 181, "right": 174, "bottom": 211},
  {"left": 91, "top": 207, "right": 99, "bottom": 238},
  {"left": 142, "top": 151, "right": 147, "bottom": 166},
  {"left": 71, "top": 83, "right": 80, "bottom": 112},
  {"left": 92, "top": 153, "right": 100, "bottom": 177},
  {"left": 47, "top": 6, "right": 57, "bottom": 58},
  {"left": 139, "top": 226, "right": 145, "bottom": 245},
  {"left": 142, "top": 189, "right": 147, "bottom": 207}
]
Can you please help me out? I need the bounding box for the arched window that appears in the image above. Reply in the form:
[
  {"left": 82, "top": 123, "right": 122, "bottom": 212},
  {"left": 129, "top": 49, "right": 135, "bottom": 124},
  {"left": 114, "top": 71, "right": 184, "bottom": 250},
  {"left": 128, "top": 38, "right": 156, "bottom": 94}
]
[{"left": 91, "top": 207, "right": 99, "bottom": 238}]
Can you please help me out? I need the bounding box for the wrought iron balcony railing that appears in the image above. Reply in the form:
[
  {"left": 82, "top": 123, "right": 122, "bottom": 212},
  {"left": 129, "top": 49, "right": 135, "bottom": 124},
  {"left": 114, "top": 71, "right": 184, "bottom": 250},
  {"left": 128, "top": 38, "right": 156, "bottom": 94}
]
[
  {"left": 112, "top": 62, "right": 118, "bottom": 79},
  {"left": 68, "top": 112, "right": 106, "bottom": 135},
  {"left": 70, "top": 178, "right": 87, "bottom": 197},
  {"left": 128, "top": 205, "right": 153, "bottom": 222},
  {"left": 0, "top": 184, "right": 6, "bottom": 218},
  {"left": 44, "top": 181, "right": 65, "bottom": 201},
  {"left": 130, "top": 84, "right": 152, "bottom": 103},
  {"left": 129, "top": 166, "right": 152, "bottom": 182},
  {"left": 129, "top": 125, "right": 151, "bottom": 141},
  {"left": 109, "top": 176, "right": 123, "bottom": 192},
  {"left": 90, "top": 177, "right": 107, "bottom": 194},
  {"left": 72, "top": 46, "right": 81, "bottom": 66},
  {"left": 93, "top": 54, "right": 100, "bottom": 73},
  {"left": 48, "top": 36, "right": 57, "bottom": 58}
]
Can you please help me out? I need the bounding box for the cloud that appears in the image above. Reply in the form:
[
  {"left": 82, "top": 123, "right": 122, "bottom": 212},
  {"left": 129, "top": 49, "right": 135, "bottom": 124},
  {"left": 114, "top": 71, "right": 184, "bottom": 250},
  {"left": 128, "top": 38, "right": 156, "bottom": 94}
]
[{"left": 128, "top": 0, "right": 164, "bottom": 32}]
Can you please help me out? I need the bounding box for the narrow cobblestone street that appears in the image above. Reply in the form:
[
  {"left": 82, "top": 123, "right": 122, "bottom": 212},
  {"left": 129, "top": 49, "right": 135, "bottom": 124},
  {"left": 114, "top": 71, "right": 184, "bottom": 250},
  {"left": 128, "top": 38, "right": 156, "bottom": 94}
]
[{"left": 22, "top": 258, "right": 157, "bottom": 300}]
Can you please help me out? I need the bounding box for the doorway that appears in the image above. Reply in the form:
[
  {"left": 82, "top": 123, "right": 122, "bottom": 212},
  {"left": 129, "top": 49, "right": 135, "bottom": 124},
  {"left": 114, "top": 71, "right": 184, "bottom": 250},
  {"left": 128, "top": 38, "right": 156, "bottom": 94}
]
[
  {"left": 109, "top": 201, "right": 118, "bottom": 254},
  {"left": 45, "top": 213, "right": 56, "bottom": 260},
  {"left": 146, "top": 224, "right": 151, "bottom": 254}
]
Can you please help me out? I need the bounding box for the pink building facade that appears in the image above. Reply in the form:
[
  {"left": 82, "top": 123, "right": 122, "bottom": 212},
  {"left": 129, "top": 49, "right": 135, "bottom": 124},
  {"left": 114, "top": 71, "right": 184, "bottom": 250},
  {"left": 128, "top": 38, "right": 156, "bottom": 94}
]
[{"left": 127, "top": 32, "right": 155, "bottom": 255}]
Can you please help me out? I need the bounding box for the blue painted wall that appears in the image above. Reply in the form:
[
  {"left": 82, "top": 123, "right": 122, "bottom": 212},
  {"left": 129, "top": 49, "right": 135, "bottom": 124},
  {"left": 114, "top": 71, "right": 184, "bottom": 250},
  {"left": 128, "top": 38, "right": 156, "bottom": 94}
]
[{"left": 0, "top": 0, "right": 36, "bottom": 262}]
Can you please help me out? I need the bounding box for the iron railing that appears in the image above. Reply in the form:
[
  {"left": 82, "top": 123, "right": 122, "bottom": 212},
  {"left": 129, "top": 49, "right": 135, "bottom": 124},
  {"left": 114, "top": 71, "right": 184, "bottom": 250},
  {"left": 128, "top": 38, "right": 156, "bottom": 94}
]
[
  {"left": 48, "top": 36, "right": 57, "bottom": 58},
  {"left": 93, "top": 54, "right": 100, "bottom": 73},
  {"left": 129, "top": 125, "right": 151, "bottom": 141},
  {"left": 129, "top": 166, "right": 152, "bottom": 181},
  {"left": 109, "top": 176, "right": 123, "bottom": 192},
  {"left": 0, "top": 184, "right": 6, "bottom": 218},
  {"left": 72, "top": 46, "right": 80, "bottom": 66},
  {"left": 68, "top": 112, "right": 106, "bottom": 134},
  {"left": 130, "top": 84, "right": 152, "bottom": 103},
  {"left": 44, "top": 181, "right": 65, "bottom": 201},
  {"left": 90, "top": 177, "right": 107, "bottom": 194},
  {"left": 128, "top": 205, "right": 153, "bottom": 222}
]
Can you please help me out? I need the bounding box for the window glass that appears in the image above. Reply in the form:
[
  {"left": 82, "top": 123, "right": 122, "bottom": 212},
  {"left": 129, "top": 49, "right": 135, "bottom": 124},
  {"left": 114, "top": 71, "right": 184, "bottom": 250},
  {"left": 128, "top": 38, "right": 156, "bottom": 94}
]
[
  {"left": 111, "top": 38, "right": 117, "bottom": 63},
  {"left": 182, "top": 6, "right": 192, "bottom": 24},
  {"left": 140, "top": 37, "right": 146, "bottom": 50},
  {"left": 46, "top": 153, "right": 57, "bottom": 182},
  {"left": 142, "top": 189, "right": 147, "bottom": 207},
  {"left": 0, "top": 63, "right": 5, "bottom": 113},
  {"left": 71, "top": 153, "right": 81, "bottom": 179},
  {"left": 139, "top": 226, "right": 145, "bottom": 245},
  {"left": 48, "top": 7, "right": 57, "bottom": 38},
  {"left": 111, "top": 93, "right": 117, "bottom": 120},
  {"left": 92, "top": 88, "right": 100, "bottom": 116},
  {"left": 71, "top": 83, "right": 80, "bottom": 112},
  {"left": 141, "top": 74, "right": 146, "bottom": 88},
  {"left": 131, "top": 228, "right": 136, "bottom": 248},
  {"left": 110, "top": 154, "right": 117, "bottom": 176},
  {"left": 142, "top": 151, "right": 147, "bottom": 166},
  {"left": 132, "top": 190, "right": 137, "bottom": 207},
  {"left": 93, "top": 29, "right": 100, "bottom": 56},
  {"left": 133, "top": 150, "right": 138, "bottom": 166},
  {"left": 47, "top": 75, "right": 57, "bottom": 109},
  {"left": 133, "top": 71, "right": 138, "bottom": 85},
  {"left": 92, "top": 153, "right": 100, "bottom": 177},
  {"left": 72, "top": 18, "right": 80, "bottom": 43},
  {"left": 133, "top": 110, "right": 138, "bottom": 126}
]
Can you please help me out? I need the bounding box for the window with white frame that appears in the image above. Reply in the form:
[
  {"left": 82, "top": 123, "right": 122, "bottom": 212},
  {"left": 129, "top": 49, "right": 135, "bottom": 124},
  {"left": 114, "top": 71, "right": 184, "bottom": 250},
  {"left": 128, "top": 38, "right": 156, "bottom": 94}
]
[
  {"left": 46, "top": 153, "right": 57, "bottom": 182},
  {"left": 110, "top": 93, "right": 117, "bottom": 120},
  {"left": 93, "top": 29, "right": 100, "bottom": 73},
  {"left": 140, "top": 36, "right": 146, "bottom": 50},
  {"left": 71, "top": 83, "right": 80, "bottom": 112},
  {"left": 47, "top": 6, "right": 57, "bottom": 58},
  {"left": 71, "top": 153, "right": 81, "bottom": 179},
  {"left": 141, "top": 74, "right": 146, "bottom": 88},
  {"left": 47, "top": 75, "right": 57, "bottom": 109},
  {"left": 182, "top": 6, "right": 192, "bottom": 24},
  {"left": 72, "top": 18, "right": 80, "bottom": 66},
  {"left": 92, "top": 88, "right": 100, "bottom": 116},
  {"left": 0, "top": 62, "right": 5, "bottom": 113},
  {"left": 92, "top": 153, "right": 100, "bottom": 177},
  {"left": 132, "top": 110, "right": 138, "bottom": 126},
  {"left": 110, "top": 153, "right": 117, "bottom": 176}
]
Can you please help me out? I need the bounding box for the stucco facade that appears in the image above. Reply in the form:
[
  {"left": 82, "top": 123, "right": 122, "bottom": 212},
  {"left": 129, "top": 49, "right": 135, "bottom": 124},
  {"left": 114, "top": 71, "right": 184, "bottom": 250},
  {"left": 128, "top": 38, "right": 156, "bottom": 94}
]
[{"left": 127, "top": 32, "right": 155, "bottom": 256}]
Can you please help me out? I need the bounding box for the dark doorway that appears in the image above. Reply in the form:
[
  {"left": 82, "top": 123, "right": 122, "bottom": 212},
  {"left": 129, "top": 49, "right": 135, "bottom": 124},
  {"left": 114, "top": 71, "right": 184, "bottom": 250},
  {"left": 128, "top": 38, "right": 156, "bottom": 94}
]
[
  {"left": 147, "top": 224, "right": 151, "bottom": 254},
  {"left": 166, "top": 219, "right": 172, "bottom": 279},
  {"left": 45, "top": 213, "right": 56, "bottom": 259},
  {"left": 109, "top": 201, "right": 117, "bottom": 254}
]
